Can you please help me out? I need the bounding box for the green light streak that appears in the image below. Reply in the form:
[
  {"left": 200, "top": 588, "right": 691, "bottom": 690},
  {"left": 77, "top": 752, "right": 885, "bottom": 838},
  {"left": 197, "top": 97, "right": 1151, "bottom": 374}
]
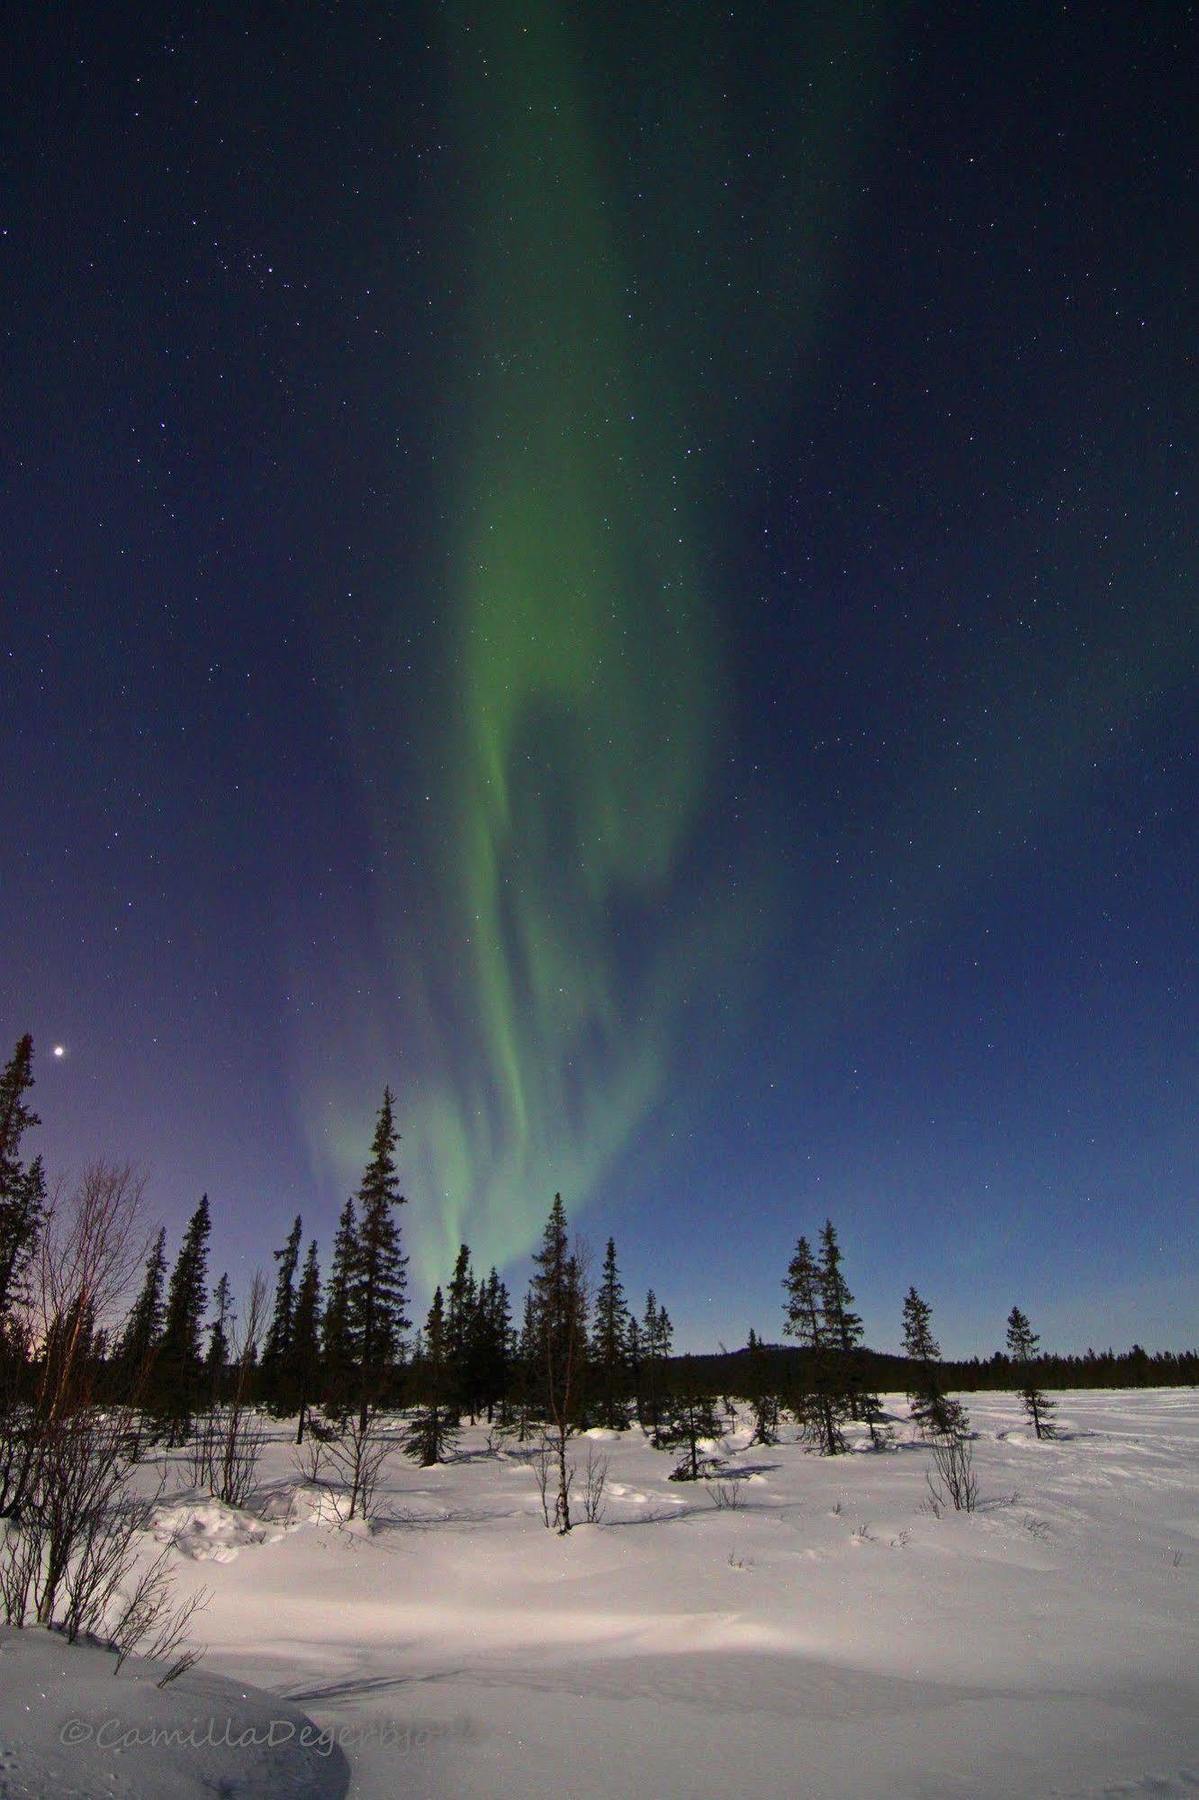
[
  {"left": 399, "top": 0, "right": 715, "bottom": 1280},
  {"left": 296, "top": 2, "right": 897, "bottom": 1287}
]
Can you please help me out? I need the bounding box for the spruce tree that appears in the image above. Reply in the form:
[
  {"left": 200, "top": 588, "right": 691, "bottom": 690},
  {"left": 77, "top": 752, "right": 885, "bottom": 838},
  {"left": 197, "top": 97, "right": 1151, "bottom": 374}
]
[
  {"left": 818, "top": 1219, "right": 877, "bottom": 1423},
  {"left": 321, "top": 1197, "right": 358, "bottom": 1420},
  {"left": 445, "top": 1243, "right": 477, "bottom": 1424},
  {"left": 1006, "top": 1305, "right": 1055, "bottom": 1439},
  {"left": 206, "top": 1273, "right": 234, "bottom": 1402},
  {"left": 157, "top": 1195, "right": 212, "bottom": 1443},
  {"left": 0, "top": 1035, "right": 36, "bottom": 1164},
  {"left": 592, "top": 1238, "right": 632, "bottom": 1429},
  {"left": 262, "top": 1214, "right": 302, "bottom": 1407},
  {"left": 640, "top": 1290, "right": 673, "bottom": 1444},
  {"left": 782, "top": 1234, "right": 845, "bottom": 1454},
  {"left": 745, "top": 1327, "right": 780, "bottom": 1446},
  {"left": 291, "top": 1239, "right": 322, "bottom": 1444},
  {"left": 901, "top": 1286, "right": 968, "bottom": 1437},
  {"left": 640, "top": 1293, "right": 659, "bottom": 1435},
  {"left": 116, "top": 1226, "right": 167, "bottom": 1383},
  {"left": 509, "top": 1289, "right": 540, "bottom": 1440},
  {"left": 660, "top": 1359, "right": 725, "bottom": 1481},
  {"left": 529, "top": 1197, "right": 588, "bottom": 1423},
  {"left": 626, "top": 1315, "right": 643, "bottom": 1425},
  {"left": 0, "top": 1035, "right": 47, "bottom": 1321},
  {"left": 475, "top": 1267, "right": 512, "bottom": 1424},
  {"left": 403, "top": 1288, "right": 459, "bottom": 1465},
  {"left": 348, "top": 1088, "right": 409, "bottom": 1428},
  {"left": 529, "top": 1194, "right": 588, "bottom": 1531}
]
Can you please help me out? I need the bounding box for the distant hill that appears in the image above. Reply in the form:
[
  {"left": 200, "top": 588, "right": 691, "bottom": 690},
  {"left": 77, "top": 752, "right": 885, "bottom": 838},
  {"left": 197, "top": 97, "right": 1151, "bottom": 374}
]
[{"left": 666, "top": 1342, "right": 1199, "bottom": 1394}]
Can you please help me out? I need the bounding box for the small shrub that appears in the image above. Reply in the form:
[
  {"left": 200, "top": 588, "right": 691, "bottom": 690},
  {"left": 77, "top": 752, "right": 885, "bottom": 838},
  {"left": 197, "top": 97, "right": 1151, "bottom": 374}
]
[
  {"left": 581, "top": 1448, "right": 607, "bottom": 1524},
  {"left": 927, "top": 1431, "right": 977, "bottom": 1514},
  {"left": 324, "top": 1410, "right": 392, "bottom": 1522},
  {"left": 669, "top": 1453, "right": 724, "bottom": 1484}
]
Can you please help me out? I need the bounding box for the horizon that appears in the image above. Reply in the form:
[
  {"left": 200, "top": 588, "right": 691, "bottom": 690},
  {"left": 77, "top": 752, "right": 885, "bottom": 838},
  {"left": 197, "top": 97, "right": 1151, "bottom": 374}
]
[{"left": 15, "top": 1068, "right": 1193, "bottom": 1368}]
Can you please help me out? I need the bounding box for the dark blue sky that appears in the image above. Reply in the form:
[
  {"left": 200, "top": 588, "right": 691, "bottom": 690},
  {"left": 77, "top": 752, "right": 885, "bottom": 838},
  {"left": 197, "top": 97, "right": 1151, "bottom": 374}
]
[{"left": 3, "top": 3, "right": 1194, "bottom": 1355}]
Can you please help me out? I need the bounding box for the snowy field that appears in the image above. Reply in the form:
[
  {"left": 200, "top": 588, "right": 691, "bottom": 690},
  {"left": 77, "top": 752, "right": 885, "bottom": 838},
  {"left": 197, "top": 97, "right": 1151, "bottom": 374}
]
[{"left": 3, "top": 1388, "right": 1197, "bottom": 1799}]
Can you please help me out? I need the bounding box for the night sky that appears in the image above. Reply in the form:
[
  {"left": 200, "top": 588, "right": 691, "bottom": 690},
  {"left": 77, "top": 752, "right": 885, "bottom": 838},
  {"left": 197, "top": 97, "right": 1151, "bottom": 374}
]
[{"left": 3, "top": 4, "right": 1195, "bottom": 1356}]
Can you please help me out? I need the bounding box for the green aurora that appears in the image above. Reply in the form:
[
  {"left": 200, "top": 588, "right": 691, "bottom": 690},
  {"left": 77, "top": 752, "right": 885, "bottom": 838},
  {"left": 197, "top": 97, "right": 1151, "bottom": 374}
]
[
  {"left": 407, "top": 2, "right": 717, "bottom": 1279},
  {"left": 304, "top": 2, "right": 896, "bottom": 1287}
]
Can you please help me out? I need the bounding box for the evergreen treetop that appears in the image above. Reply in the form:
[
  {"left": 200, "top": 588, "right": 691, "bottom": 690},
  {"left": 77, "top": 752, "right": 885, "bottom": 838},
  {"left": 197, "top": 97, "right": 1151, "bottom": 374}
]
[
  {"left": 116, "top": 1226, "right": 167, "bottom": 1372},
  {"left": 0, "top": 1034, "right": 47, "bottom": 1319},
  {"left": 263, "top": 1214, "right": 303, "bottom": 1370},
  {"left": 156, "top": 1194, "right": 212, "bottom": 1439},
  {"left": 290, "top": 1238, "right": 323, "bottom": 1442},
  {"left": 593, "top": 1236, "right": 632, "bottom": 1429},
  {"left": 206, "top": 1272, "right": 234, "bottom": 1386},
  {"left": 901, "top": 1286, "right": 968, "bottom": 1438},
  {"left": 348, "top": 1088, "right": 409, "bottom": 1422},
  {"left": 1005, "top": 1305, "right": 1038, "bottom": 1361},
  {"left": 160, "top": 1196, "right": 212, "bottom": 1373},
  {"left": 783, "top": 1236, "right": 828, "bottom": 1349},
  {"left": 1006, "top": 1304, "right": 1055, "bottom": 1438},
  {"left": 818, "top": 1220, "right": 863, "bottom": 1353},
  {"left": 403, "top": 1286, "right": 459, "bottom": 1466}
]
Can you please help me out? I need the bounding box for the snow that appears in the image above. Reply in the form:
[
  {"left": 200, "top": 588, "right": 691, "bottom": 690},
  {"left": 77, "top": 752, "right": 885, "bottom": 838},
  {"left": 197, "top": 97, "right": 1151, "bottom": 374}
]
[
  {"left": 4, "top": 1389, "right": 1198, "bottom": 1797},
  {"left": 0, "top": 1627, "right": 348, "bottom": 1798}
]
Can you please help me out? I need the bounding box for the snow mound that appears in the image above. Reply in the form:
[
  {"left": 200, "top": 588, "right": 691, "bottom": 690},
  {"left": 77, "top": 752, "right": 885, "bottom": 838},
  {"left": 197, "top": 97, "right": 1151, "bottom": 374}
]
[
  {"left": 154, "top": 1500, "right": 290, "bottom": 1563},
  {"left": 607, "top": 1482, "right": 649, "bottom": 1503},
  {"left": 0, "top": 1626, "right": 348, "bottom": 1798}
]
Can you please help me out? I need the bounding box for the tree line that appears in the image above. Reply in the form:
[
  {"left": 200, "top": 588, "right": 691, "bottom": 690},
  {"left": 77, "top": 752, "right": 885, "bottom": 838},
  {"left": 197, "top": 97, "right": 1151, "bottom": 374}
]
[{"left": 2, "top": 1034, "right": 1195, "bottom": 1540}]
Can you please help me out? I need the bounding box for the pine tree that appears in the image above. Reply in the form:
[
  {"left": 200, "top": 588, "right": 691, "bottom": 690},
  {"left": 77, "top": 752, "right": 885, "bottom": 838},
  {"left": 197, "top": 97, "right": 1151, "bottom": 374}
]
[
  {"left": 818, "top": 1220, "right": 877, "bottom": 1423},
  {"left": 291, "top": 1239, "right": 322, "bottom": 1444},
  {"left": 639, "top": 1293, "right": 658, "bottom": 1434},
  {"left": 206, "top": 1272, "right": 234, "bottom": 1402},
  {"left": 321, "top": 1197, "right": 357, "bottom": 1420},
  {"left": 640, "top": 1290, "right": 673, "bottom": 1444},
  {"left": 744, "top": 1327, "right": 781, "bottom": 1446},
  {"left": 626, "top": 1315, "right": 643, "bottom": 1424},
  {"left": 262, "top": 1214, "right": 302, "bottom": 1407},
  {"left": 818, "top": 1223, "right": 861, "bottom": 1354},
  {"left": 348, "top": 1088, "right": 409, "bottom": 1429},
  {"left": 901, "top": 1286, "right": 968, "bottom": 1437},
  {"left": 0, "top": 1035, "right": 47, "bottom": 1321},
  {"left": 592, "top": 1238, "right": 632, "bottom": 1429},
  {"left": 116, "top": 1226, "right": 167, "bottom": 1382},
  {"left": 1006, "top": 1305, "right": 1055, "bottom": 1439},
  {"left": 157, "top": 1195, "right": 212, "bottom": 1442},
  {"left": 660, "top": 1359, "right": 725, "bottom": 1481},
  {"left": 475, "top": 1267, "right": 512, "bottom": 1423},
  {"left": 445, "top": 1243, "right": 477, "bottom": 1424},
  {"left": 782, "top": 1234, "right": 846, "bottom": 1454},
  {"left": 508, "top": 1289, "right": 540, "bottom": 1440},
  {"left": 529, "top": 1194, "right": 588, "bottom": 1531},
  {"left": 403, "top": 1288, "right": 459, "bottom": 1466}
]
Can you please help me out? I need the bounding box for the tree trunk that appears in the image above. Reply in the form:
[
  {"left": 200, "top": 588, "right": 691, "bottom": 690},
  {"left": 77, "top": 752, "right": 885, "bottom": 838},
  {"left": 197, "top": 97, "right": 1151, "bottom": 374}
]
[{"left": 554, "top": 1425, "right": 571, "bottom": 1534}]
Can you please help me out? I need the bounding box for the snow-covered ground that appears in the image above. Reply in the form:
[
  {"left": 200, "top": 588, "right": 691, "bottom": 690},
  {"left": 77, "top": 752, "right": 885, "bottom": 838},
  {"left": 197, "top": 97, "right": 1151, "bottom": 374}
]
[
  {"left": 0, "top": 1627, "right": 348, "bottom": 1798},
  {"left": 3, "top": 1389, "right": 1197, "bottom": 1798}
]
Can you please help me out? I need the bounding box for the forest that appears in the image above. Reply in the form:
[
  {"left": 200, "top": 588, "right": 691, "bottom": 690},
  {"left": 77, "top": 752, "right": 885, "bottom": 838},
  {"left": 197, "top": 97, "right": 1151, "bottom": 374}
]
[{"left": 2, "top": 1028, "right": 1195, "bottom": 1656}]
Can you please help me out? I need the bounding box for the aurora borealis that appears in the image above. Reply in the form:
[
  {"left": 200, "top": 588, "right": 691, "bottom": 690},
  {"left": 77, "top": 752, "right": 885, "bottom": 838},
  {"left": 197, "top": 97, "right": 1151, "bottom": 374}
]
[
  {"left": 360, "top": 2, "right": 900, "bottom": 1284},
  {"left": 3, "top": 5, "right": 1195, "bottom": 1352},
  {"left": 408, "top": 0, "right": 720, "bottom": 1275}
]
